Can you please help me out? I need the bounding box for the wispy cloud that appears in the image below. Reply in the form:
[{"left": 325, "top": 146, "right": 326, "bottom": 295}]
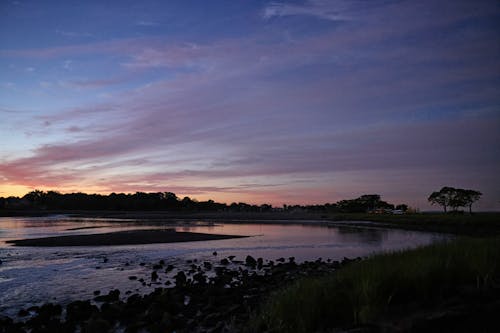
[
  {"left": 263, "top": 0, "right": 356, "bottom": 21},
  {"left": 135, "top": 20, "right": 160, "bottom": 27},
  {"left": 68, "top": 76, "right": 129, "bottom": 88},
  {"left": 62, "top": 60, "right": 73, "bottom": 70},
  {"left": 1, "top": 0, "right": 499, "bottom": 207},
  {"left": 56, "top": 29, "right": 92, "bottom": 38}
]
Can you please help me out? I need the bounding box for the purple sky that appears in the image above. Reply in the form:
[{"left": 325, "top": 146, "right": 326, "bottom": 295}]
[{"left": 1, "top": 0, "right": 499, "bottom": 210}]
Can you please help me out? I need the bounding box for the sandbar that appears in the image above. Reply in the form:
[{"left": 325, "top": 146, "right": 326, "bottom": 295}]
[{"left": 7, "top": 229, "right": 247, "bottom": 247}]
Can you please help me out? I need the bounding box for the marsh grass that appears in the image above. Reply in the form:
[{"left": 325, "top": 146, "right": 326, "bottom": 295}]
[
  {"left": 331, "top": 212, "right": 500, "bottom": 236},
  {"left": 250, "top": 237, "right": 500, "bottom": 333}
]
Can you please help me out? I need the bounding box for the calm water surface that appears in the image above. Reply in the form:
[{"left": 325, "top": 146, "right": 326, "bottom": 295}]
[{"left": 0, "top": 216, "right": 448, "bottom": 316}]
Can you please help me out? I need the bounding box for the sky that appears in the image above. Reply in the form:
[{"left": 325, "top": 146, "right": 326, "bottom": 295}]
[{"left": 0, "top": 0, "right": 499, "bottom": 210}]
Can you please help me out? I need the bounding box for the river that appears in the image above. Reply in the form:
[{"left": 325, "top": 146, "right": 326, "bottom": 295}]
[{"left": 0, "top": 215, "right": 448, "bottom": 317}]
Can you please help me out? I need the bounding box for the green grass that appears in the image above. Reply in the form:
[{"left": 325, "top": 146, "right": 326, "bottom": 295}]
[{"left": 249, "top": 237, "right": 500, "bottom": 333}]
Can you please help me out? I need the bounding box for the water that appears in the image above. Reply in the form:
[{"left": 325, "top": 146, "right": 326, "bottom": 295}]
[{"left": 0, "top": 215, "right": 448, "bottom": 317}]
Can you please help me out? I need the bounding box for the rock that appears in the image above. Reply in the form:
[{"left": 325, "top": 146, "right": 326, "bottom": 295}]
[
  {"left": 37, "top": 303, "right": 62, "bottom": 319},
  {"left": 95, "top": 289, "right": 120, "bottom": 302},
  {"left": 193, "top": 272, "right": 207, "bottom": 285},
  {"left": 18, "top": 309, "right": 29, "bottom": 317},
  {"left": 100, "top": 301, "right": 124, "bottom": 322},
  {"left": 228, "top": 255, "right": 236, "bottom": 261},
  {"left": 220, "top": 258, "right": 230, "bottom": 265},
  {"left": 165, "top": 264, "right": 174, "bottom": 272},
  {"left": 175, "top": 271, "right": 187, "bottom": 287},
  {"left": 159, "top": 259, "right": 165, "bottom": 265},
  {"left": 0, "top": 315, "right": 13, "bottom": 326},
  {"left": 245, "top": 255, "right": 257, "bottom": 267},
  {"left": 140, "top": 262, "right": 145, "bottom": 266},
  {"left": 341, "top": 257, "right": 353, "bottom": 266},
  {"left": 203, "top": 261, "right": 213, "bottom": 270},
  {"left": 66, "top": 300, "right": 97, "bottom": 322},
  {"left": 128, "top": 276, "right": 138, "bottom": 280},
  {"left": 83, "top": 316, "right": 111, "bottom": 333},
  {"left": 277, "top": 257, "right": 285, "bottom": 263},
  {"left": 27, "top": 306, "right": 40, "bottom": 312},
  {"left": 153, "top": 264, "right": 163, "bottom": 270},
  {"left": 257, "top": 258, "right": 263, "bottom": 270},
  {"left": 94, "top": 290, "right": 101, "bottom": 296}
]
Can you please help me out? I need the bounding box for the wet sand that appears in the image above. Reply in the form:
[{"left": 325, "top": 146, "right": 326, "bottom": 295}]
[{"left": 6, "top": 229, "right": 247, "bottom": 247}]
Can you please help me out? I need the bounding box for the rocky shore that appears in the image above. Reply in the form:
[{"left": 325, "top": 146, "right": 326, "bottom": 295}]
[{"left": 0, "top": 253, "right": 355, "bottom": 333}]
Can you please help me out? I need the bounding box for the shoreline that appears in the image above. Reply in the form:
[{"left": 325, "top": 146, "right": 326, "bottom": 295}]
[
  {"left": 2, "top": 237, "right": 499, "bottom": 332},
  {"left": 6, "top": 229, "right": 248, "bottom": 247},
  {"left": 1, "top": 210, "right": 499, "bottom": 237}
]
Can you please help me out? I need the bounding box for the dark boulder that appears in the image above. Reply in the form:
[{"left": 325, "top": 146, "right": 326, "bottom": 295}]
[
  {"left": 66, "top": 300, "right": 98, "bottom": 323},
  {"left": 95, "top": 289, "right": 120, "bottom": 302},
  {"left": 174, "top": 271, "right": 187, "bottom": 287},
  {"left": 83, "top": 316, "right": 111, "bottom": 333},
  {"left": 245, "top": 255, "right": 257, "bottom": 268}
]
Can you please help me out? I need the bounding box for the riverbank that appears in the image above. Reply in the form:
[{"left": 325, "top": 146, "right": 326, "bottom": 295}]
[
  {"left": 2, "top": 236, "right": 499, "bottom": 332},
  {"left": 329, "top": 212, "right": 500, "bottom": 236},
  {"left": 0, "top": 252, "right": 346, "bottom": 332},
  {"left": 2, "top": 210, "right": 499, "bottom": 236},
  {"left": 6, "top": 229, "right": 247, "bottom": 247},
  {"left": 0, "top": 209, "right": 326, "bottom": 220},
  {"left": 250, "top": 236, "right": 500, "bottom": 332}
]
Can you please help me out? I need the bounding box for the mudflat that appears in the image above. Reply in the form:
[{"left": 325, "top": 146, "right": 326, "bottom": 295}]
[{"left": 6, "top": 229, "right": 247, "bottom": 246}]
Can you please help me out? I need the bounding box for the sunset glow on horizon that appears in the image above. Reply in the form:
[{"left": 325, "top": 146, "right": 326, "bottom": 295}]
[{"left": 1, "top": 0, "right": 499, "bottom": 209}]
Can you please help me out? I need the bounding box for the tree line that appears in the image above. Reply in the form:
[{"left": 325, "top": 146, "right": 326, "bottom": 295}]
[
  {"left": 0, "top": 191, "right": 408, "bottom": 214},
  {"left": 0, "top": 187, "right": 481, "bottom": 213}
]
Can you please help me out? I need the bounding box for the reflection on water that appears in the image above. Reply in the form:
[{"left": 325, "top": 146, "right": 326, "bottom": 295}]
[
  {"left": 335, "top": 226, "right": 385, "bottom": 244},
  {"left": 0, "top": 216, "right": 449, "bottom": 317}
]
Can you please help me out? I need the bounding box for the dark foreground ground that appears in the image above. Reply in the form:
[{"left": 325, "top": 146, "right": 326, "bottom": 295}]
[
  {"left": 0, "top": 253, "right": 347, "bottom": 333},
  {"left": 1, "top": 237, "right": 499, "bottom": 333},
  {"left": 1, "top": 212, "right": 499, "bottom": 332},
  {"left": 6, "top": 229, "right": 247, "bottom": 247}
]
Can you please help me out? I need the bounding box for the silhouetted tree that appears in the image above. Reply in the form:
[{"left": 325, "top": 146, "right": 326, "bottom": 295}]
[
  {"left": 395, "top": 204, "right": 408, "bottom": 212},
  {"left": 428, "top": 187, "right": 481, "bottom": 213},
  {"left": 428, "top": 187, "right": 456, "bottom": 213},
  {"left": 458, "top": 189, "right": 482, "bottom": 214}
]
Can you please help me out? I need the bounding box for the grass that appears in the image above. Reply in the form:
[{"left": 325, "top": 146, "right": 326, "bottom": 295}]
[
  {"left": 330, "top": 212, "right": 500, "bottom": 236},
  {"left": 249, "top": 237, "right": 500, "bottom": 332}
]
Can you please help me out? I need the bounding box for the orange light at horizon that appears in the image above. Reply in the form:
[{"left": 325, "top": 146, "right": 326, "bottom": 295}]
[{"left": 0, "top": 184, "right": 34, "bottom": 198}]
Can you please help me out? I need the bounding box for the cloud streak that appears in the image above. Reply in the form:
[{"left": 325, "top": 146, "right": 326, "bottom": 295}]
[{"left": 0, "top": 0, "right": 499, "bottom": 208}]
